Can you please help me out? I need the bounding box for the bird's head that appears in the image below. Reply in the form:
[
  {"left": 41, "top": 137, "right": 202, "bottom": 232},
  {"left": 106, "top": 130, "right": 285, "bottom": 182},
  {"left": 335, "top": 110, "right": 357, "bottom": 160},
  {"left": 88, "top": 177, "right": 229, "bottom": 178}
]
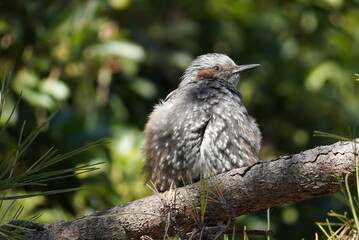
[{"left": 180, "top": 53, "right": 260, "bottom": 87}]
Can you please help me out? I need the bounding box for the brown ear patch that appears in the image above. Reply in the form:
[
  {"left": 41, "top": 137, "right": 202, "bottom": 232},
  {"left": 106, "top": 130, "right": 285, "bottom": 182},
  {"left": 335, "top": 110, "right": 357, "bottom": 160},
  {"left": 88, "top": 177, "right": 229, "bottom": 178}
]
[{"left": 196, "top": 69, "right": 215, "bottom": 81}]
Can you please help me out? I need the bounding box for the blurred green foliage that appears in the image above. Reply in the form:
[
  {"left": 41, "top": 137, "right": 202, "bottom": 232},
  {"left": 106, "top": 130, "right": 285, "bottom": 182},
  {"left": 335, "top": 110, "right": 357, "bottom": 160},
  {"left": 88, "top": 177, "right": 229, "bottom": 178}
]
[{"left": 0, "top": 0, "right": 358, "bottom": 239}]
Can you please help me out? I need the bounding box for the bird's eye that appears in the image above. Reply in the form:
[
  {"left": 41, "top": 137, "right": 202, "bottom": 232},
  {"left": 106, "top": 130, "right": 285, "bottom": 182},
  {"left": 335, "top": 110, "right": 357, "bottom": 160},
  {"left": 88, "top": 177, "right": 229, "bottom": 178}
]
[{"left": 213, "top": 66, "right": 221, "bottom": 72}]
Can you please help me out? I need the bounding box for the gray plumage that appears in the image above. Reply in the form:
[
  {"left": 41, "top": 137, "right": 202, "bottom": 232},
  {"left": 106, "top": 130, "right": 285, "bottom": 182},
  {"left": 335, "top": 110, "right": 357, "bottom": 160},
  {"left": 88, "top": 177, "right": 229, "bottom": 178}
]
[{"left": 144, "top": 53, "right": 261, "bottom": 192}]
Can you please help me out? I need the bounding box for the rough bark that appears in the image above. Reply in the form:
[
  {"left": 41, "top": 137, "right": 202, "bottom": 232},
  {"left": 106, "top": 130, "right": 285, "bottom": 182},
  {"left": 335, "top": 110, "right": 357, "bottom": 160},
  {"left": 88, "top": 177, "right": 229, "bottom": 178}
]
[{"left": 21, "top": 140, "right": 359, "bottom": 239}]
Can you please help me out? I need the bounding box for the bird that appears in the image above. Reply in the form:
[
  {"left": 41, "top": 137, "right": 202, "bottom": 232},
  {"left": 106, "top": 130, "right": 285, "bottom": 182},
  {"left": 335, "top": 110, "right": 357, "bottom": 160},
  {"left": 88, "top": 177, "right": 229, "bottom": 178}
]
[{"left": 144, "top": 53, "right": 261, "bottom": 192}]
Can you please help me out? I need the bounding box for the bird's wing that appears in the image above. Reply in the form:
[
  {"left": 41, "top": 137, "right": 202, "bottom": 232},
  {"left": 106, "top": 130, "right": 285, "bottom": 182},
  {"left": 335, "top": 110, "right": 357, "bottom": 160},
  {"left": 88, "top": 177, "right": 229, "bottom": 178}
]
[{"left": 164, "top": 89, "right": 178, "bottom": 101}]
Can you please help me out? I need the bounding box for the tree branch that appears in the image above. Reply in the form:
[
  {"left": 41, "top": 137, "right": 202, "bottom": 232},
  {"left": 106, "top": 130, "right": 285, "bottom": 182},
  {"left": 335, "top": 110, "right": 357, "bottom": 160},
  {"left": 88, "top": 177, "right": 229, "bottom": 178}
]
[{"left": 23, "top": 139, "right": 359, "bottom": 239}]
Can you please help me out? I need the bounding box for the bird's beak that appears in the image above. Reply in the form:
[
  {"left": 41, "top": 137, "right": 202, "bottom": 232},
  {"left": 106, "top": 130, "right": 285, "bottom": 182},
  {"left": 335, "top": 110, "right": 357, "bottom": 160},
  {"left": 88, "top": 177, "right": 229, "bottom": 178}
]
[{"left": 231, "top": 64, "right": 260, "bottom": 75}]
